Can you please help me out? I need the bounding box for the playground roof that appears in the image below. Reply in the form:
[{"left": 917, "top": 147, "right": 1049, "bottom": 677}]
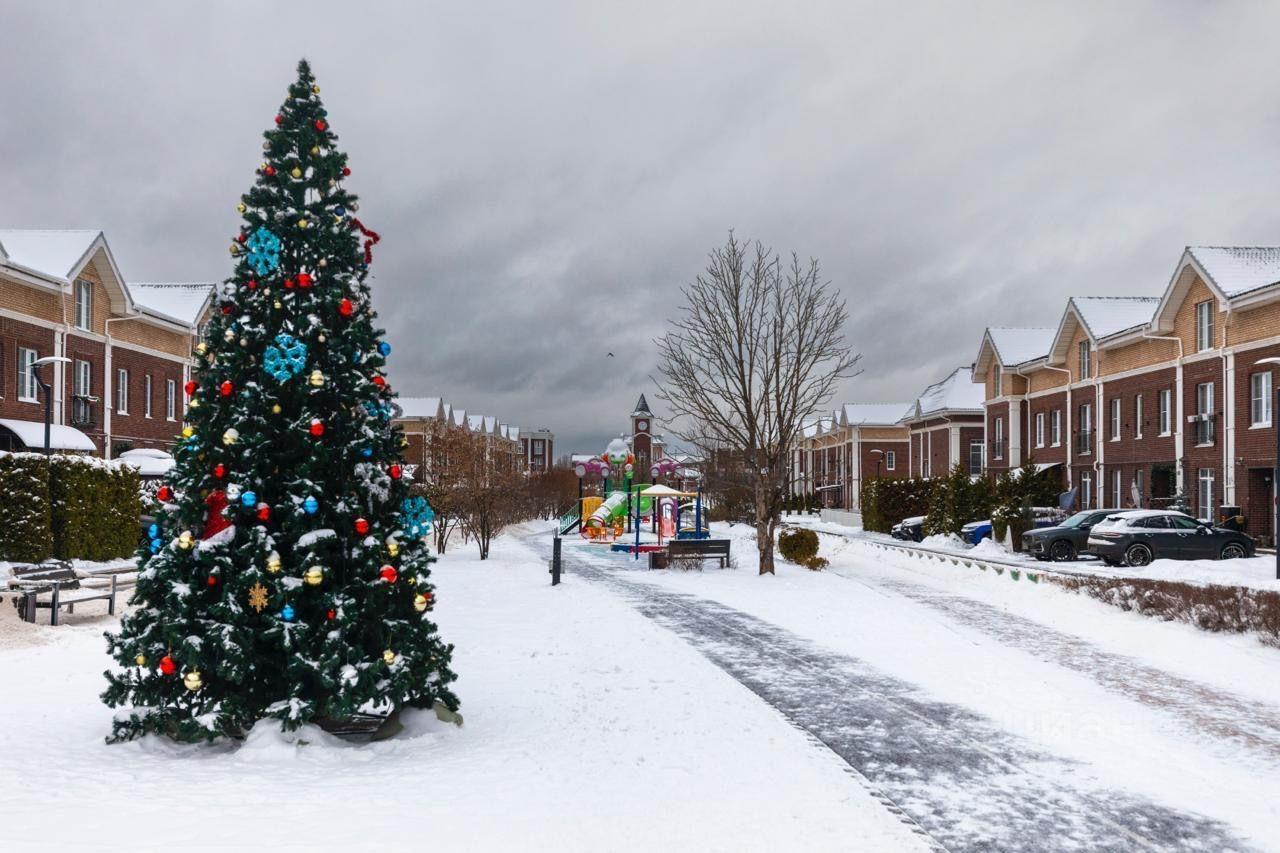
[{"left": 639, "top": 484, "right": 697, "bottom": 497}]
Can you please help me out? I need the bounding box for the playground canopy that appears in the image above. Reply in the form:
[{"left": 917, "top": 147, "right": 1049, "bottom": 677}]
[{"left": 638, "top": 484, "right": 697, "bottom": 498}]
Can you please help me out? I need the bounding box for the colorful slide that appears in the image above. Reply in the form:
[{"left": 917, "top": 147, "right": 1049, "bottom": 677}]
[{"left": 586, "top": 491, "right": 629, "bottom": 529}]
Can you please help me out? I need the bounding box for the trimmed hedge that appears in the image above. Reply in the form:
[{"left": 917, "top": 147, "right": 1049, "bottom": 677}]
[
  {"left": 778, "top": 527, "right": 819, "bottom": 563},
  {"left": 0, "top": 452, "right": 141, "bottom": 562},
  {"left": 860, "top": 476, "right": 937, "bottom": 534}
]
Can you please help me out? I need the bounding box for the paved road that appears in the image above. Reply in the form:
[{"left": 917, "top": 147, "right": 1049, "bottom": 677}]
[{"left": 545, "top": 537, "right": 1255, "bottom": 852}]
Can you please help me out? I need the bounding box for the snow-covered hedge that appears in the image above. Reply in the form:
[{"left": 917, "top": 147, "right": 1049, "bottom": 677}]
[{"left": 0, "top": 452, "right": 141, "bottom": 562}]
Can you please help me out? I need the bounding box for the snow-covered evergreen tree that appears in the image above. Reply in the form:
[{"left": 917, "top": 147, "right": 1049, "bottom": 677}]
[{"left": 102, "top": 60, "right": 458, "bottom": 742}]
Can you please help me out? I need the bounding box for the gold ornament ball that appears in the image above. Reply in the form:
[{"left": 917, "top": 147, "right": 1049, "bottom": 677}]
[
  {"left": 260, "top": 161, "right": 269, "bottom": 171},
  {"left": 229, "top": 245, "right": 239, "bottom": 255},
  {"left": 236, "top": 203, "right": 247, "bottom": 214},
  {"left": 181, "top": 426, "right": 194, "bottom": 438},
  {"left": 413, "top": 594, "right": 428, "bottom": 613},
  {"left": 177, "top": 531, "right": 194, "bottom": 550},
  {"left": 196, "top": 342, "right": 208, "bottom": 355},
  {"left": 135, "top": 653, "right": 147, "bottom": 666},
  {"left": 318, "top": 258, "right": 328, "bottom": 268},
  {"left": 297, "top": 218, "right": 309, "bottom": 229},
  {"left": 312, "top": 84, "right": 321, "bottom": 94},
  {"left": 387, "top": 540, "right": 400, "bottom": 557},
  {"left": 304, "top": 566, "right": 324, "bottom": 586},
  {"left": 406, "top": 575, "right": 417, "bottom": 586},
  {"left": 310, "top": 146, "right": 320, "bottom": 156},
  {"left": 382, "top": 650, "right": 397, "bottom": 665},
  {"left": 274, "top": 300, "right": 283, "bottom": 309},
  {"left": 188, "top": 398, "right": 200, "bottom": 409},
  {"left": 183, "top": 670, "right": 203, "bottom": 691},
  {"left": 291, "top": 167, "right": 302, "bottom": 179},
  {"left": 266, "top": 552, "right": 282, "bottom": 574},
  {"left": 309, "top": 369, "right": 325, "bottom": 387},
  {"left": 272, "top": 403, "right": 282, "bottom": 414},
  {"left": 222, "top": 428, "right": 239, "bottom": 446},
  {"left": 317, "top": 334, "right": 326, "bottom": 343}
]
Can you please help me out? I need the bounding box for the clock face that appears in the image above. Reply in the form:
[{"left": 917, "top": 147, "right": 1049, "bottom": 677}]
[{"left": 636, "top": 419, "right": 648, "bottom": 432}]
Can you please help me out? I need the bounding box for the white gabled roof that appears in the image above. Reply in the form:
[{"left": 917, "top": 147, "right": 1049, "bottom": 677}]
[
  {"left": 466, "top": 413, "right": 484, "bottom": 431},
  {"left": 451, "top": 408, "right": 467, "bottom": 427},
  {"left": 1071, "top": 297, "right": 1158, "bottom": 341},
  {"left": 987, "top": 327, "right": 1055, "bottom": 367},
  {"left": 908, "top": 366, "right": 984, "bottom": 420},
  {"left": 397, "top": 396, "right": 443, "bottom": 419},
  {"left": 0, "top": 229, "right": 102, "bottom": 282},
  {"left": 842, "top": 402, "right": 912, "bottom": 426},
  {"left": 129, "top": 282, "right": 214, "bottom": 326},
  {"left": 1186, "top": 246, "right": 1280, "bottom": 298}
]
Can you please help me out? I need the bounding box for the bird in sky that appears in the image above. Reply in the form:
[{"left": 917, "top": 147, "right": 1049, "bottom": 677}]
[{"left": 607, "top": 352, "right": 615, "bottom": 357}]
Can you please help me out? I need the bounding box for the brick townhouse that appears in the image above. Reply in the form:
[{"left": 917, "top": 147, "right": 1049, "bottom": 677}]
[
  {"left": 0, "top": 230, "right": 211, "bottom": 456},
  {"left": 903, "top": 366, "right": 985, "bottom": 479},
  {"left": 973, "top": 245, "right": 1280, "bottom": 543},
  {"left": 394, "top": 396, "right": 525, "bottom": 482},
  {"left": 793, "top": 403, "right": 912, "bottom": 510},
  {"left": 520, "top": 428, "right": 555, "bottom": 473}
]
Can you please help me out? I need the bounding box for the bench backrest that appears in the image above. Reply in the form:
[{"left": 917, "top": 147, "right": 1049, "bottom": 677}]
[
  {"left": 669, "top": 539, "right": 731, "bottom": 555},
  {"left": 10, "top": 563, "right": 79, "bottom": 587}
]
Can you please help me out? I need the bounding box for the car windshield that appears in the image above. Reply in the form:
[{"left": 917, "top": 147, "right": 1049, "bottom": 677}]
[{"left": 1059, "top": 511, "right": 1093, "bottom": 528}]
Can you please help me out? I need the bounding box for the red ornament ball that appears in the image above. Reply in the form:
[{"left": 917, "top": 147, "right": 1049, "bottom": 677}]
[
  {"left": 284, "top": 277, "right": 296, "bottom": 290},
  {"left": 379, "top": 565, "right": 398, "bottom": 583},
  {"left": 326, "top": 608, "right": 337, "bottom": 621},
  {"left": 372, "top": 375, "right": 386, "bottom": 388},
  {"left": 264, "top": 165, "right": 276, "bottom": 177},
  {"left": 309, "top": 419, "right": 325, "bottom": 437},
  {"left": 159, "top": 655, "right": 176, "bottom": 675},
  {"left": 388, "top": 464, "right": 403, "bottom": 480},
  {"left": 237, "top": 232, "right": 248, "bottom": 244},
  {"left": 219, "top": 381, "right": 233, "bottom": 397},
  {"left": 221, "top": 304, "right": 234, "bottom": 315},
  {"left": 184, "top": 381, "right": 198, "bottom": 396},
  {"left": 338, "top": 298, "right": 354, "bottom": 317},
  {"left": 206, "top": 575, "right": 218, "bottom": 587},
  {"left": 213, "top": 464, "right": 226, "bottom": 479},
  {"left": 297, "top": 273, "right": 313, "bottom": 289},
  {"left": 247, "top": 278, "right": 258, "bottom": 290},
  {"left": 342, "top": 166, "right": 351, "bottom": 176},
  {"left": 354, "top": 517, "right": 370, "bottom": 535},
  {"left": 274, "top": 114, "right": 283, "bottom": 125},
  {"left": 315, "top": 119, "right": 327, "bottom": 131},
  {"left": 256, "top": 503, "right": 271, "bottom": 522},
  {"left": 157, "top": 485, "right": 174, "bottom": 502}
]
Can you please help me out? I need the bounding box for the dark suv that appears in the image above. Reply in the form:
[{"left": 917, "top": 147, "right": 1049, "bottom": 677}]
[
  {"left": 1086, "top": 510, "right": 1255, "bottom": 567},
  {"left": 1022, "top": 508, "right": 1141, "bottom": 561}
]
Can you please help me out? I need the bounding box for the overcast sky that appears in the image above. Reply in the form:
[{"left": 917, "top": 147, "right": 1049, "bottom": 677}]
[{"left": 4, "top": 2, "right": 1280, "bottom": 455}]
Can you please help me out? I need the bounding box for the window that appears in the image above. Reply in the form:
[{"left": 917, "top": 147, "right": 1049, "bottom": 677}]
[
  {"left": 1051, "top": 409, "right": 1061, "bottom": 446},
  {"left": 1195, "top": 382, "right": 1214, "bottom": 445},
  {"left": 1112, "top": 469, "right": 1122, "bottom": 508},
  {"left": 116, "top": 368, "right": 129, "bottom": 415},
  {"left": 1080, "top": 471, "right": 1093, "bottom": 509},
  {"left": 1134, "top": 469, "right": 1144, "bottom": 506},
  {"left": 1135, "top": 394, "right": 1143, "bottom": 439},
  {"left": 1035, "top": 412, "right": 1045, "bottom": 448},
  {"left": 968, "top": 439, "right": 984, "bottom": 474},
  {"left": 1078, "top": 340, "right": 1091, "bottom": 380},
  {"left": 17, "top": 347, "right": 38, "bottom": 401},
  {"left": 166, "top": 379, "right": 176, "bottom": 420},
  {"left": 1158, "top": 389, "right": 1172, "bottom": 435},
  {"left": 1077, "top": 402, "right": 1093, "bottom": 453},
  {"left": 993, "top": 417, "right": 1004, "bottom": 459},
  {"left": 74, "top": 278, "right": 93, "bottom": 330},
  {"left": 144, "top": 374, "right": 153, "bottom": 418},
  {"left": 1197, "top": 468, "right": 1215, "bottom": 521},
  {"left": 1252, "top": 372, "right": 1272, "bottom": 427},
  {"left": 72, "top": 359, "right": 92, "bottom": 425},
  {"left": 1109, "top": 398, "right": 1121, "bottom": 441},
  {"left": 992, "top": 364, "right": 1002, "bottom": 397},
  {"left": 1195, "top": 300, "right": 1214, "bottom": 352},
  {"left": 884, "top": 450, "right": 896, "bottom": 471}
]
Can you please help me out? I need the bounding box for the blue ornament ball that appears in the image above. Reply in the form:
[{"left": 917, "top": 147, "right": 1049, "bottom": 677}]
[
  {"left": 147, "top": 523, "right": 160, "bottom": 539},
  {"left": 241, "top": 490, "right": 258, "bottom": 508},
  {"left": 334, "top": 205, "right": 346, "bottom": 217},
  {"left": 281, "top": 604, "right": 296, "bottom": 621},
  {"left": 361, "top": 446, "right": 373, "bottom": 458},
  {"left": 149, "top": 538, "right": 162, "bottom": 553},
  {"left": 377, "top": 341, "right": 391, "bottom": 357},
  {"left": 303, "top": 496, "right": 319, "bottom": 515}
]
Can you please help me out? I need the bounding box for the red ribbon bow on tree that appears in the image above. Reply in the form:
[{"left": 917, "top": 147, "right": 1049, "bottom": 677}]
[{"left": 349, "top": 218, "right": 381, "bottom": 264}]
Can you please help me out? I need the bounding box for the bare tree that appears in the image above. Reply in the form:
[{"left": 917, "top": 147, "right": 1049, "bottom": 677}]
[{"left": 656, "top": 232, "right": 859, "bottom": 574}]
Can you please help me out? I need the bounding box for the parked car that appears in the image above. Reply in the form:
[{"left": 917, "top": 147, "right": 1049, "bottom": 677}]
[
  {"left": 1086, "top": 510, "right": 1255, "bottom": 567},
  {"left": 890, "top": 516, "right": 925, "bottom": 542},
  {"left": 960, "top": 507, "right": 1067, "bottom": 545},
  {"left": 1022, "top": 508, "right": 1142, "bottom": 561}
]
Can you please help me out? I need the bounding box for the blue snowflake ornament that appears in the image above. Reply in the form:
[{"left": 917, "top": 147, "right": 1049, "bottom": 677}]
[
  {"left": 263, "top": 333, "right": 308, "bottom": 382},
  {"left": 400, "top": 496, "right": 434, "bottom": 539},
  {"left": 246, "top": 228, "right": 282, "bottom": 275}
]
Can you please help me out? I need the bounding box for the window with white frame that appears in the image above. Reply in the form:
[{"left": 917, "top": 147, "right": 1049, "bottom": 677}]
[
  {"left": 1051, "top": 409, "right": 1061, "bottom": 446},
  {"left": 1078, "top": 402, "right": 1093, "bottom": 452},
  {"left": 72, "top": 359, "right": 92, "bottom": 425},
  {"left": 17, "top": 347, "right": 38, "bottom": 401},
  {"left": 1078, "top": 340, "right": 1091, "bottom": 380},
  {"left": 1110, "top": 398, "right": 1121, "bottom": 441},
  {"left": 116, "top": 368, "right": 129, "bottom": 415},
  {"left": 1035, "top": 412, "right": 1045, "bottom": 448},
  {"left": 994, "top": 417, "right": 1004, "bottom": 459},
  {"left": 885, "top": 450, "right": 896, "bottom": 471},
  {"left": 1112, "top": 469, "right": 1122, "bottom": 508},
  {"left": 166, "top": 379, "right": 176, "bottom": 420},
  {"left": 1196, "top": 382, "right": 1214, "bottom": 445},
  {"left": 1134, "top": 469, "right": 1144, "bottom": 505},
  {"left": 1195, "top": 300, "right": 1214, "bottom": 352},
  {"left": 1252, "top": 372, "right": 1272, "bottom": 427},
  {"left": 992, "top": 363, "right": 1002, "bottom": 397},
  {"left": 1080, "top": 471, "right": 1093, "bottom": 509},
  {"left": 1197, "top": 468, "right": 1215, "bottom": 521},
  {"left": 74, "top": 279, "right": 93, "bottom": 331},
  {"left": 144, "top": 374, "right": 153, "bottom": 418},
  {"left": 968, "top": 439, "right": 984, "bottom": 474},
  {"left": 1158, "top": 389, "right": 1172, "bottom": 435},
  {"left": 1135, "top": 394, "right": 1143, "bottom": 438}
]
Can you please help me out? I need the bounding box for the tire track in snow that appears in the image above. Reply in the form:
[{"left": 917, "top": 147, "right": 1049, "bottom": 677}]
[{"left": 549, "top": 539, "right": 1252, "bottom": 853}]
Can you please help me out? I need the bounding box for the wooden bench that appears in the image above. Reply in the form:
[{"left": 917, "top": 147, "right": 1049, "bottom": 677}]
[
  {"left": 666, "top": 538, "right": 732, "bottom": 569},
  {"left": 7, "top": 562, "right": 125, "bottom": 625}
]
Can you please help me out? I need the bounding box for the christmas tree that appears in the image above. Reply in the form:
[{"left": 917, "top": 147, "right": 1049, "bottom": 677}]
[{"left": 102, "top": 60, "right": 458, "bottom": 742}]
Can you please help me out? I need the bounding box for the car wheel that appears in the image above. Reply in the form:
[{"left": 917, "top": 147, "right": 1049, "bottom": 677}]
[
  {"left": 1124, "top": 543, "right": 1153, "bottom": 568},
  {"left": 1220, "top": 543, "right": 1247, "bottom": 560},
  {"left": 1049, "top": 540, "right": 1076, "bottom": 562}
]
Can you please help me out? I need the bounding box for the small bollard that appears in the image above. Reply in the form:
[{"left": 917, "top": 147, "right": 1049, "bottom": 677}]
[{"left": 550, "top": 536, "right": 562, "bottom": 586}]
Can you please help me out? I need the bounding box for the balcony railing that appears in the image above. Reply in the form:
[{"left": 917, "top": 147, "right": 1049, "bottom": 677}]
[
  {"left": 71, "top": 397, "right": 95, "bottom": 428},
  {"left": 1075, "top": 430, "right": 1093, "bottom": 454}
]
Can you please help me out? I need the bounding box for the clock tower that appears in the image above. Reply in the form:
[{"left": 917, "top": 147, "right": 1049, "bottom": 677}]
[{"left": 631, "top": 394, "right": 653, "bottom": 481}]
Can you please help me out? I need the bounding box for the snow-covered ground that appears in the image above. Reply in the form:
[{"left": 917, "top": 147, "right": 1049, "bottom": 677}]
[
  {"left": 560, "top": 522, "right": 1280, "bottom": 849},
  {"left": 0, "top": 525, "right": 923, "bottom": 852}
]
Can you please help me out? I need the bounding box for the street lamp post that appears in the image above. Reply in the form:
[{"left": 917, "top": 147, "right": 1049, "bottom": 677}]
[
  {"left": 31, "top": 356, "right": 71, "bottom": 455},
  {"left": 1255, "top": 357, "right": 1280, "bottom": 580}
]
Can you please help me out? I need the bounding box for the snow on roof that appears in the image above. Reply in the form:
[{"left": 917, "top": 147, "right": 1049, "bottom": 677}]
[
  {"left": 483, "top": 416, "right": 497, "bottom": 433},
  {"left": 0, "top": 418, "right": 97, "bottom": 452},
  {"left": 396, "top": 397, "right": 442, "bottom": 419},
  {"left": 912, "top": 367, "right": 984, "bottom": 418},
  {"left": 466, "top": 413, "right": 485, "bottom": 431},
  {"left": 1187, "top": 246, "right": 1280, "bottom": 298},
  {"left": 129, "top": 282, "right": 214, "bottom": 326},
  {"left": 117, "top": 447, "right": 176, "bottom": 476},
  {"left": 1072, "top": 297, "right": 1158, "bottom": 340},
  {"left": 451, "top": 409, "right": 467, "bottom": 427},
  {"left": 842, "top": 402, "right": 912, "bottom": 426},
  {"left": 987, "top": 327, "right": 1055, "bottom": 366},
  {"left": 0, "top": 229, "right": 101, "bottom": 281}
]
